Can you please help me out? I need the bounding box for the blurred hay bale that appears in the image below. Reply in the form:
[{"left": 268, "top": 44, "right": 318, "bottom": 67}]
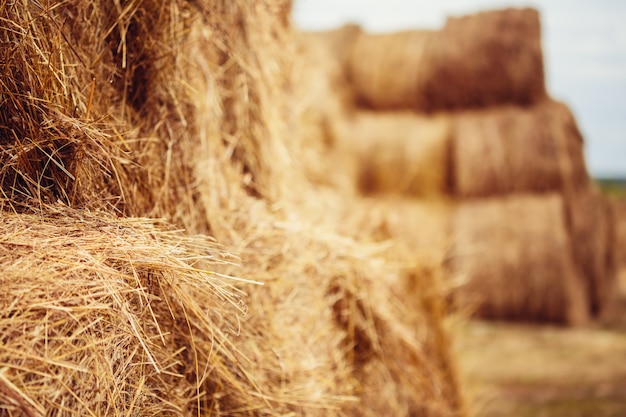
[
  {"left": 452, "top": 100, "right": 589, "bottom": 198},
  {"left": 293, "top": 25, "right": 361, "bottom": 186},
  {"left": 348, "top": 8, "right": 545, "bottom": 111},
  {"left": 349, "top": 30, "right": 434, "bottom": 110},
  {"left": 419, "top": 7, "right": 546, "bottom": 111},
  {"left": 335, "top": 111, "right": 452, "bottom": 197},
  {"left": 450, "top": 193, "right": 590, "bottom": 326},
  {"left": 567, "top": 186, "right": 617, "bottom": 317}
]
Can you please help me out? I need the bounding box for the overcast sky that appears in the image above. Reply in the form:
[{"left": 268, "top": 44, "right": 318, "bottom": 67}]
[{"left": 293, "top": 0, "right": 626, "bottom": 177}]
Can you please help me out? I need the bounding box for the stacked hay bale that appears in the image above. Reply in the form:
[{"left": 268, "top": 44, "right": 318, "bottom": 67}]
[
  {"left": 1, "top": 1, "right": 465, "bottom": 416},
  {"left": 298, "top": 7, "right": 616, "bottom": 325}
]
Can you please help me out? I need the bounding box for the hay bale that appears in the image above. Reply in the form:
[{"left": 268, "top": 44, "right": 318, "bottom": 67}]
[
  {"left": 349, "top": 30, "right": 434, "bottom": 110},
  {"left": 336, "top": 111, "right": 452, "bottom": 197},
  {"left": 450, "top": 193, "right": 590, "bottom": 325},
  {"left": 348, "top": 8, "right": 546, "bottom": 111},
  {"left": 419, "top": 7, "right": 546, "bottom": 111},
  {"left": 0, "top": 207, "right": 253, "bottom": 415},
  {"left": 1, "top": 1, "right": 467, "bottom": 416},
  {"left": 567, "top": 186, "right": 617, "bottom": 317},
  {"left": 452, "top": 100, "right": 589, "bottom": 198}
]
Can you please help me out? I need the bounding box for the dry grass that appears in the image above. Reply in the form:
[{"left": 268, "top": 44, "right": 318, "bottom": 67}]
[
  {"left": 0, "top": 1, "right": 465, "bottom": 416},
  {"left": 0, "top": 205, "right": 252, "bottom": 415}
]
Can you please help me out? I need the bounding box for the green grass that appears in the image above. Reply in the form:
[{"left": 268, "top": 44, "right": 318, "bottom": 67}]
[{"left": 595, "top": 177, "right": 626, "bottom": 199}]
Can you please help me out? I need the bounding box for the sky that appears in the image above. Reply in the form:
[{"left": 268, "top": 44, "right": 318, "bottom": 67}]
[{"left": 292, "top": 0, "right": 626, "bottom": 178}]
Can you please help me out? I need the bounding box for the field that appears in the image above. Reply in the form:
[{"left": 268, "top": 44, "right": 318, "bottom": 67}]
[{"left": 457, "top": 260, "right": 626, "bottom": 416}]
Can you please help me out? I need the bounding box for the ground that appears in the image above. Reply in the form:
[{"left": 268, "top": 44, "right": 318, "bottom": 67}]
[{"left": 455, "top": 270, "right": 626, "bottom": 417}]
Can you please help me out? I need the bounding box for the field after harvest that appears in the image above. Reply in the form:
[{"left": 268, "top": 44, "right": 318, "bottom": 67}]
[{"left": 457, "top": 266, "right": 626, "bottom": 417}]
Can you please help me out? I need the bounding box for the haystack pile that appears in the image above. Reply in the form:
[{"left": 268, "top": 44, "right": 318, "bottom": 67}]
[
  {"left": 297, "top": 7, "right": 616, "bottom": 325},
  {"left": 1, "top": 1, "right": 465, "bottom": 416}
]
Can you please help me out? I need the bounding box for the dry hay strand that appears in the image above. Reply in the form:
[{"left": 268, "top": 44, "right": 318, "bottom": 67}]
[
  {"left": 0, "top": 206, "right": 260, "bottom": 416},
  {"left": 452, "top": 100, "right": 589, "bottom": 198},
  {"left": 348, "top": 8, "right": 545, "bottom": 111},
  {"left": 0, "top": 0, "right": 293, "bottom": 233},
  {"left": 566, "top": 185, "right": 617, "bottom": 317},
  {"left": 336, "top": 111, "right": 452, "bottom": 197},
  {"left": 450, "top": 193, "right": 590, "bottom": 326},
  {"left": 0, "top": 0, "right": 191, "bottom": 217}
]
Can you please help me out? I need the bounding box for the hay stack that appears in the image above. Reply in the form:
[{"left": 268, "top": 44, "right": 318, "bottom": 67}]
[
  {"left": 450, "top": 194, "right": 589, "bottom": 325},
  {"left": 336, "top": 111, "right": 452, "bottom": 197},
  {"left": 349, "top": 8, "right": 545, "bottom": 111},
  {"left": 451, "top": 100, "right": 589, "bottom": 198},
  {"left": 1, "top": 0, "right": 465, "bottom": 416}
]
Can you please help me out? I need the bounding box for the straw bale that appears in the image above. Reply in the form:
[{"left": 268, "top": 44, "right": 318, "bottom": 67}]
[
  {"left": 336, "top": 111, "right": 452, "bottom": 197},
  {"left": 566, "top": 186, "right": 617, "bottom": 317},
  {"left": 419, "top": 8, "right": 546, "bottom": 111},
  {"left": 452, "top": 100, "right": 589, "bottom": 198},
  {"left": 450, "top": 193, "right": 590, "bottom": 325},
  {"left": 232, "top": 215, "right": 464, "bottom": 417},
  {"left": 0, "top": 0, "right": 466, "bottom": 415},
  {"left": 0, "top": 207, "right": 254, "bottom": 415},
  {"left": 349, "top": 30, "right": 434, "bottom": 110},
  {"left": 348, "top": 8, "right": 546, "bottom": 111}
]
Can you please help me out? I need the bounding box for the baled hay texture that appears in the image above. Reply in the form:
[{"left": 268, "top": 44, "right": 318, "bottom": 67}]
[
  {"left": 419, "top": 8, "right": 546, "bottom": 111},
  {"left": 337, "top": 111, "right": 452, "bottom": 197},
  {"left": 274, "top": 222, "right": 463, "bottom": 417},
  {"left": 349, "top": 30, "right": 434, "bottom": 110},
  {"left": 0, "top": 207, "right": 257, "bottom": 416},
  {"left": 256, "top": 187, "right": 465, "bottom": 416},
  {"left": 452, "top": 100, "right": 589, "bottom": 198},
  {"left": 0, "top": 0, "right": 191, "bottom": 217},
  {"left": 0, "top": 0, "right": 293, "bottom": 233},
  {"left": 450, "top": 193, "right": 589, "bottom": 326},
  {"left": 348, "top": 8, "right": 545, "bottom": 111},
  {"left": 567, "top": 186, "right": 617, "bottom": 317}
]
